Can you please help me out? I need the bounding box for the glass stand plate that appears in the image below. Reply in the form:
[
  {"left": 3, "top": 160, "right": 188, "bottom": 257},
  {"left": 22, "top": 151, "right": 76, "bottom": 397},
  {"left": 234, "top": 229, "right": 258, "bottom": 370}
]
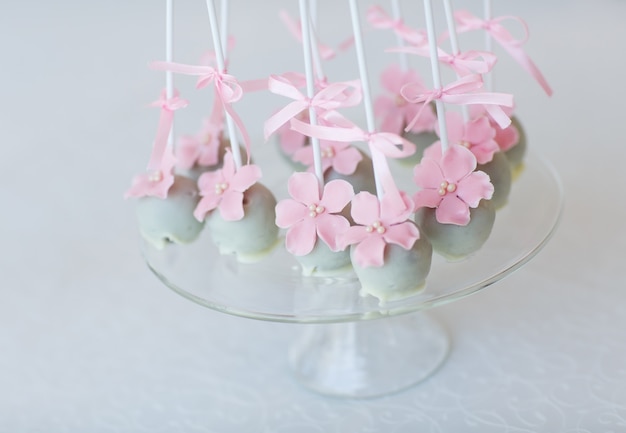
[{"left": 142, "top": 153, "right": 563, "bottom": 397}]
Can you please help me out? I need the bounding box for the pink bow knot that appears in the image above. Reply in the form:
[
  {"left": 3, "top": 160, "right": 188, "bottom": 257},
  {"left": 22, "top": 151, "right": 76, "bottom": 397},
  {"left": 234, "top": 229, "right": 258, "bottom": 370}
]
[
  {"left": 150, "top": 60, "right": 251, "bottom": 164},
  {"left": 401, "top": 74, "right": 514, "bottom": 131},
  {"left": 264, "top": 74, "right": 362, "bottom": 140}
]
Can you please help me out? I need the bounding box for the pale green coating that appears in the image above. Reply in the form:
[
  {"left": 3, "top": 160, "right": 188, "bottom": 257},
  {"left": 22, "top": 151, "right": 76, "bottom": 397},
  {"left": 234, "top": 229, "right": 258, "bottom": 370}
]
[
  {"left": 477, "top": 151, "right": 512, "bottom": 209},
  {"left": 351, "top": 228, "right": 433, "bottom": 303},
  {"left": 325, "top": 151, "right": 376, "bottom": 194},
  {"left": 207, "top": 182, "right": 279, "bottom": 263},
  {"left": 400, "top": 130, "right": 439, "bottom": 166},
  {"left": 296, "top": 239, "right": 352, "bottom": 276},
  {"left": 415, "top": 200, "right": 495, "bottom": 260},
  {"left": 504, "top": 116, "right": 527, "bottom": 169},
  {"left": 136, "top": 175, "right": 204, "bottom": 250}
]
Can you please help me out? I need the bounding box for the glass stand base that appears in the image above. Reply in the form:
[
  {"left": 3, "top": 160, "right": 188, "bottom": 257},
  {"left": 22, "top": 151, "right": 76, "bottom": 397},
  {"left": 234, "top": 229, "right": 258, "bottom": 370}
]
[{"left": 288, "top": 312, "right": 449, "bottom": 398}]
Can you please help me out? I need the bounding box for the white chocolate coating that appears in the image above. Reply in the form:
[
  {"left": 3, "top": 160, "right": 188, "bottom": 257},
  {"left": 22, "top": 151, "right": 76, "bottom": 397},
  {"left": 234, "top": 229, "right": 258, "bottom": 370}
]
[
  {"left": 207, "top": 182, "right": 279, "bottom": 263},
  {"left": 136, "top": 175, "right": 204, "bottom": 249},
  {"left": 415, "top": 199, "right": 495, "bottom": 260}
]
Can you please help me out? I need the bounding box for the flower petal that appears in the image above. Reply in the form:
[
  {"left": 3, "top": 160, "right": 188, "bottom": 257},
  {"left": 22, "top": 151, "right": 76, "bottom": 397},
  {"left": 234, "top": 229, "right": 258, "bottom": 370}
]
[
  {"left": 380, "top": 191, "right": 414, "bottom": 224},
  {"left": 413, "top": 157, "right": 444, "bottom": 189},
  {"left": 384, "top": 222, "right": 420, "bottom": 249},
  {"left": 275, "top": 199, "right": 308, "bottom": 228},
  {"left": 230, "top": 164, "right": 262, "bottom": 192},
  {"left": 441, "top": 145, "right": 477, "bottom": 182},
  {"left": 436, "top": 195, "right": 471, "bottom": 226},
  {"left": 218, "top": 190, "right": 245, "bottom": 221},
  {"left": 456, "top": 171, "right": 494, "bottom": 207},
  {"left": 337, "top": 225, "right": 370, "bottom": 250},
  {"left": 285, "top": 218, "right": 317, "bottom": 256},
  {"left": 193, "top": 194, "right": 221, "bottom": 221},
  {"left": 287, "top": 172, "right": 320, "bottom": 205},
  {"left": 437, "top": 111, "right": 464, "bottom": 145},
  {"left": 176, "top": 136, "right": 200, "bottom": 169},
  {"left": 221, "top": 150, "right": 236, "bottom": 180},
  {"left": 331, "top": 147, "right": 362, "bottom": 175},
  {"left": 197, "top": 170, "right": 224, "bottom": 194},
  {"left": 320, "top": 179, "right": 354, "bottom": 213},
  {"left": 353, "top": 235, "right": 386, "bottom": 268},
  {"left": 350, "top": 191, "right": 380, "bottom": 226},
  {"left": 413, "top": 188, "right": 443, "bottom": 210},
  {"left": 465, "top": 116, "right": 495, "bottom": 143},
  {"left": 316, "top": 214, "right": 350, "bottom": 251}
]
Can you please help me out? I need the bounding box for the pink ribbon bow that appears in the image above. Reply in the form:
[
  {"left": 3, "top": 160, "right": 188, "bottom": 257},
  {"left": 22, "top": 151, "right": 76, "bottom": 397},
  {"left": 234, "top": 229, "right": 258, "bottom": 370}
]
[
  {"left": 147, "top": 90, "right": 189, "bottom": 171},
  {"left": 264, "top": 74, "right": 362, "bottom": 140},
  {"left": 453, "top": 10, "right": 552, "bottom": 96},
  {"left": 290, "top": 117, "right": 415, "bottom": 210},
  {"left": 367, "top": 5, "right": 428, "bottom": 47},
  {"left": 150, "top": 61, "right": 251, "bottom": 164},
  {"left": 401, "top": 74, "right": 514, "bottom": 131}
]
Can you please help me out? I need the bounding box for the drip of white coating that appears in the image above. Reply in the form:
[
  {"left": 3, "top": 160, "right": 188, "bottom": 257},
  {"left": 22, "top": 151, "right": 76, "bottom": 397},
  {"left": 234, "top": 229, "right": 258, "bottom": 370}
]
[
  {"left": 483, "top": 0, "right": 493, "bottom": 91},
  {"left": 165, "top": 0, "right": 174, "bottom": 147},
  {"left": 348, "top": 0, "right": 383, "bottom": 199},
  {"left": 298, "top": 0, "right": 325, "bottom": 192},
  {"left": 390, "top": 0, "right": 409, "bottom": 71},
  {"left": 204, "top": 0, "right": 244, "bottom": 170},
  {"left": 422, "top": 0, "right": 449, "bottom": 154},
  {"left": 442, "top": 0, "right": 469, "bottom": 122}
]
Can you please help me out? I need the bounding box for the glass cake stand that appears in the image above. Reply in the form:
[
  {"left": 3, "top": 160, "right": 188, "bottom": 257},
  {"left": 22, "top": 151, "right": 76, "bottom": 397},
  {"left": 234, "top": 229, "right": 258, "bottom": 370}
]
[{"left": 142, "top": 153, "right": 563, "bottom": 398}]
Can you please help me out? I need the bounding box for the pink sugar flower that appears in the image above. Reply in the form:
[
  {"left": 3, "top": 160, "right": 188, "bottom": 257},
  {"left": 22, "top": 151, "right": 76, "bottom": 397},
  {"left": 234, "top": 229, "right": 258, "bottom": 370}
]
[
  {"left": 470, "top": 105, "right": 519, "bottom": 152},
  {"left": 413, "top": 145, "right": 494, "bottom": 226},
  {"left": 193, "top": 151, "right": 262, "bottom": 222},
  {"left": 374, "top": 64, "right": 437, "bottom": 135},
  {"left": 292, "top": 140, "right": 362, "bottom": 176},
  {"left": 432, "top": 111, "right": 499, "bottom": 164},
  {"left": 339, "top": 192, "right": 420, "bottom": 268},
  {"left": 275, "top": 172, "right": 354, "bottom": 256},
  {"left": 176, "top": 117, "right": 224, "bottom": 170},
  {"left": 125, "top": 147, "right": 176, "bottom": 200}
]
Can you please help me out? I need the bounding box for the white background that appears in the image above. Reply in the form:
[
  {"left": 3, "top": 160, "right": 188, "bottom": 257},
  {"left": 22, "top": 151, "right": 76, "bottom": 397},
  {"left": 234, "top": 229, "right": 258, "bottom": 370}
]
[{"left": 1, "top": 0, "right": 625, "bottom": 431}]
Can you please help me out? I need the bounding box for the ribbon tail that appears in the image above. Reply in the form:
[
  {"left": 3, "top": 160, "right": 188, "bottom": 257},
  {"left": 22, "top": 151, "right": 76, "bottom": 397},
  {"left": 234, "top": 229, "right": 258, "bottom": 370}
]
[
  {"left": 498, "top": 42, "right": 553, "bottom": 97},
  {"left": 240, "top": 78, "right": 269, "bottom": 93},
  {"left": 483, "top": 104, "right": 512, "bottom": 129},
  {"left": 147, "top": 109, "right": 173, "bottom": 171},
  {"left": 223, "top": 102, "right": 251, "bottom": 165},
  {"left": 264, "top": 102, "right": 307, "bottom": 141},
  {"left": 404, "top": 100, "right": 431, "bottom": 133},
  {"left": 370, "top": 149, "right": 403, "bottom": 209}
]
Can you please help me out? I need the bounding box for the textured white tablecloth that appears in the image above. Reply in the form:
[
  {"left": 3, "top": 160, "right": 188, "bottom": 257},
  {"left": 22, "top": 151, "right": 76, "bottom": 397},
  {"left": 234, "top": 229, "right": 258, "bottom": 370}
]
[{"left": 2, "top": 0, "right": 625, "bottom": 431}]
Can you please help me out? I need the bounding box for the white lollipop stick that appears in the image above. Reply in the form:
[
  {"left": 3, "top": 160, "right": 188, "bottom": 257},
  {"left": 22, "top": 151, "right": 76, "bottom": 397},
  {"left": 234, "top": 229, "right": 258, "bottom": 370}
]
[
  {"left": 422, "top": 0, "right": 449, "bottom": 154},
  {"left": 442, "top": 0, "right": 469, "bottom": 122},
  {"left": 204, "top": 0, "right": 244, "bottom": 169},
  {"left": 308, "top": 14, "right": 326, "bottom": 82},
  {"left": 298, "top": 0, "right": 325, "bottom": 189},
  {"left": 348, "top": 0, "right": 383, "bottom": 198},
  {"left": 220, "top": 0, "right": 229, "bottom": 57},
  {"left": 165, "top": 0, "right": 174, "bottom": 147},
  {"left": 390, "top": 0, "right": 409, "bottom": 71},
  {"left": 483, "top": 0, "right": 493, "bottom": 91}
]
